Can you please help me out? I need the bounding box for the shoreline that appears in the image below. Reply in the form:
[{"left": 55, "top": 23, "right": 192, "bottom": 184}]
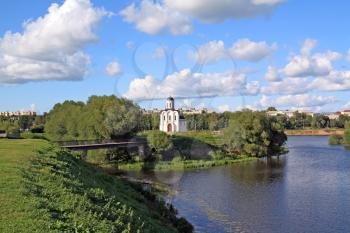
[
  {"left": 101, "top": 157, "right": 258, "bottom": 172},
  {"left": 286, "top": 129, "right": 344, "bottom": 136}
]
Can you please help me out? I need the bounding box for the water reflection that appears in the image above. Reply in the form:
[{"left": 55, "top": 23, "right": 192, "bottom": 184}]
[{"left": 124, "top": 136, "right": 350, "bottom": 233}]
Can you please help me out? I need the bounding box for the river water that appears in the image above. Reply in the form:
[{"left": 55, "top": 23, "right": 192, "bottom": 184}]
[{"left": 127, "top": 136, "right": 350, "bottom": 233}]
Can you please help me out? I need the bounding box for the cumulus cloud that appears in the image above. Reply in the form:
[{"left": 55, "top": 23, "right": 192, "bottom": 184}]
[
  {"left": 120, "top": 0, "right": 192, "bottom": 35},
  {"left": 152, "top": 47, "right": 167, "bottom": 59},
  {"left": 258, "top": 94, "right": 337, "bottom": 109},
  {"left": 0, "top": 0, "right": 107, "bottom": 84},
  {"left": 261, "top": 78, "right": 310, "bottom": 95},
  {"left": 105, "top": 61, "right": 122, "bottom": 76},
  {"left": 121, "top": 0, "right": 284, "bottom": 35},
  {"left": 283, "top": 39, "right": 341, "bottom": 78},
  {"left": 124, "top": 69, "right": 260, "bottom": 100},
  {"left": 343, "top": 101, "right": 350, "bottom": 110},
  {"left": 190, "top": 39, "right": 275, "bottom": 64},
  {"left": 263, "top": 66, "right": 281, "bottom": 81},
  {"left": 164, "top": 0, "right": 284, "bottom": 23},
  {"left": 218, "top": 104, "right": 230, "bottom": 112},
  {"left": 229, "top": 39, "right": 276, "bottom": 62},
  {"left": 310, "top": 70, "right": 350, "bottom": 92}
]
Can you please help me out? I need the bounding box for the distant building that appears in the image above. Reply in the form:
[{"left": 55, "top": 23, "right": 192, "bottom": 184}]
[
  {"left": 159, "top": 97, "right": 187, "bottom": 134},
  {"left": 324, "top": 112, "right": 341, "bottom": 120},
  {"left": 341, "top": 110, "right": 350, "bottom": 116},
  {"left": 0, "top": 111, "right": 36, "bottom": 117},
  {"left": 267, "top": 110, "right": 314, "bottom": 118},
  {"left": 266, "top": 110, "right": 295, "bottom": 118},
  {"left": 180, "top": 107, "right": 214, "bottom": 115}
]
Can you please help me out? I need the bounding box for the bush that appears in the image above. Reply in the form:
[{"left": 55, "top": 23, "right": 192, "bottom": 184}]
[
  {"left": 172, "top": 156, "right": 183, "bottom": 163},
  {"left": 208, "top": 150, "right": 225, "bottom": 160},
  {"left": 31, "top": 125, "right": 44, "bottom": 133},
  {"left": 146, "top": 131, "right": 172, "bottom": 153},
  {"left": 6, "top": 127, "right": 21, "bottom": 139},
  {"left": 329, "top": 134, "right": 343, "bottom": 145}
]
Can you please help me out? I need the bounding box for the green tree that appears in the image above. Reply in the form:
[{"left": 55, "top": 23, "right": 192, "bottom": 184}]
[
  {"left": 45, "top": 96, "right": 141, "bottom": 141},
  {"left": 344, "top": 122, "right": 350, "bottom": 145},
  {"left": 266, "top": 106, "right": 277, "bottom": 111},
  {"left": 224, "top": 111, "right": 287, "bottom": 157},
  {"left": 146, "top": 131, "right": 172, "bottom": 153}
]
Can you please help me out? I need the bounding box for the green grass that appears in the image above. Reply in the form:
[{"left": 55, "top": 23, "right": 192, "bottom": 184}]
[
  {"left": 0, "top": 139, "right": 192, "bottom": 233},
  {"left": 116, "top": 157, "right": 257, "bottom": 171},
  {"left": 174, "top": 131, "right": 224, "bottom": 147},
  {"left": 0, "top": 139, "right": 50, "bottom": 232}
]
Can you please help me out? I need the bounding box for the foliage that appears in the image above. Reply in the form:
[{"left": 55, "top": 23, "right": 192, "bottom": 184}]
[
  {"left": 45, "top": 95, "right": 141, "bottom": 141},
  {"left": 223, "top": 111, "right": 287, "bottom": 157},
  {"left": 328, "top": 133, "right": 343, "bottom": 145},
  {"left": 344, "top": 122, "right": 350, "bottom": 145},
  {"left": 266, "top": 106, "right": 277, "bottom": 111},
  {"left": 139, "top": 113, "right": 160, "bottom": 131},
  {"left": 146, "top": 130, "right": 172, "bottom": 153}
]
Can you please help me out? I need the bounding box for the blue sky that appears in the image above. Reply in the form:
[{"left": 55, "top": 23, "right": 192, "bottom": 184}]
[{"left": 0, "top": 0, "right": 349, "bottom": 113}]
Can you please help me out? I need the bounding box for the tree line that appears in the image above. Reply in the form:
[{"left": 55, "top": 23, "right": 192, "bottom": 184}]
[{"left": 45, "top": 95, "right": 141, "bottom": 141}]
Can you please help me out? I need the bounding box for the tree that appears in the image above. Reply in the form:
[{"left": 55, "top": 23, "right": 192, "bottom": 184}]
[
  {"left": 224, "top": 111, "right": 287, "bottom": 157},
  {"left": 18, "top": 115, "right": 33, "bottom": 131},
  {"left": 344, "top": 122, "right": 350, "bottom": 146},
  {"left": 267, "top": 106, "right": 277, "bottom": 111},
  {"left": 146, "top": 131, "right": 172, "bottom": 153},
  {"left": 45, "top": 96, "right": 141, "bottom": 141}
]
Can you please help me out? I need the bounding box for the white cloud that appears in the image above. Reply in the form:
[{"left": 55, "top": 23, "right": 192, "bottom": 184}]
[
  {"left": 124, "top": 69, "right": 260, "bottom": 100},
  {"left": 258, "top": 94, "right": 337, "bottom": 109},
  {"left": 152, "top": 47, "right": 167, "bottom": 59},
  {"left": 190, "top": 40, "right": 226, "bottom": 64},
  {"left": 343, "top": 101, "right": 350, "bottom": 110},
  {"left": 261, "top": 78, "right": 310, "bottom": 95},
  {"left": 229, "top": 39, "right": 276, "bottom": 62},
  {"left": 190, "top": 39, "right": 275, "bottom": 64},
  {"left": 264, "top": 66, "right": 281, "bottom": 81},
  {"left": 310, "top": 70, "right": 350, "bottom": 91},
  {"left": 283, "top": 39, "right": 341, "bottom": 78},
  {"left": 300, "top": 38, "right": 318, "bottom": 56},
  {"left": 0, "top": 0, "right": 107, "bottom": 84},
  {"left": 105, "top": 61, "right": 122, "bottom": 76},
  {"left": 218, "top": 104, "right": 230, "bottom": 112},
  {"left": 164, "top": 0, "right": 284, "bottom": 23},
  {"left": 347, "top": 49, "right": 350, "bottom": 63},
  {"left": 120, "top": 0, "right": 192, "bottom": 35}
]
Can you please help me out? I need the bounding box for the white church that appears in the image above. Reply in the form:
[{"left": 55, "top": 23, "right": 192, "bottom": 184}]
[{"left": 159, "top": 97, "right": 187, "bottom": 134}]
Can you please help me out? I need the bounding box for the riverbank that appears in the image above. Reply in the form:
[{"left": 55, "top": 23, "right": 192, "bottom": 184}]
[
  {"left": 286, "top": 129, "right": 344, "bottom": 136},
  {"left": 0, "top": 139, "right": 192, "bottom": 233},
  {"left": 114, "top": 157, "right": 258, "bottom": 171}
]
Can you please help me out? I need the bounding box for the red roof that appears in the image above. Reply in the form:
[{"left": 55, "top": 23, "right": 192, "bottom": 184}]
[{"left": 344, "top": 110, "right": 350, "bottom": 112}]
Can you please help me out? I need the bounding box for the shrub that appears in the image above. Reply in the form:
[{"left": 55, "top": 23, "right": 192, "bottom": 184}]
[
  {"left": 146, "top": 131, "right": 172, "bottom": 153},
  {"left": 208, "top": 150, "right": 225, "bottom": 160},
  {"left": 329, "top": 133, "right": 343, "bottom": 145},
  {"left": 172, "top": 156, "right": 183, "bottom": 163}
]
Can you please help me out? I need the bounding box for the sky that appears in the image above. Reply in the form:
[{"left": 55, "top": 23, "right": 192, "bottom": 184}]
[{"left": 0, "top": 0, "right": 349, "bottom": 113}]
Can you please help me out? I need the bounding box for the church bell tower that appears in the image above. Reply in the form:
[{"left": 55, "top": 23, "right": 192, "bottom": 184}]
[{"left": 166, "top": 97, "right": 174, "bottom": 110}]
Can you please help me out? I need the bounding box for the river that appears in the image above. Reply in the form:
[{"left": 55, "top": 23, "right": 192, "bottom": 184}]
[{"left": 127, "top": 136, "right": 350, "bottom": 233}]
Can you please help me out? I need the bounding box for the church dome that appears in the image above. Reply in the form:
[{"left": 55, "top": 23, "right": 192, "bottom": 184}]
[{"left": 167, "top": 96, "right": 174, "bottom": 101}]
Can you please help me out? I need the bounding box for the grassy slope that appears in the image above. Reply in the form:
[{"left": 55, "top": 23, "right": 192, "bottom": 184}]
[
  {"left": 0, "top": 139, "right": 49, "bottom": 232},
  {"left": 0, "top": 139, "right": 184, "bottom": 233}
]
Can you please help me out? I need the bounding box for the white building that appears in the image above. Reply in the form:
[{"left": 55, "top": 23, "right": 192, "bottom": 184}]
[{"left": 159, "top": 97, "right": 187, "bottom": 134}]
